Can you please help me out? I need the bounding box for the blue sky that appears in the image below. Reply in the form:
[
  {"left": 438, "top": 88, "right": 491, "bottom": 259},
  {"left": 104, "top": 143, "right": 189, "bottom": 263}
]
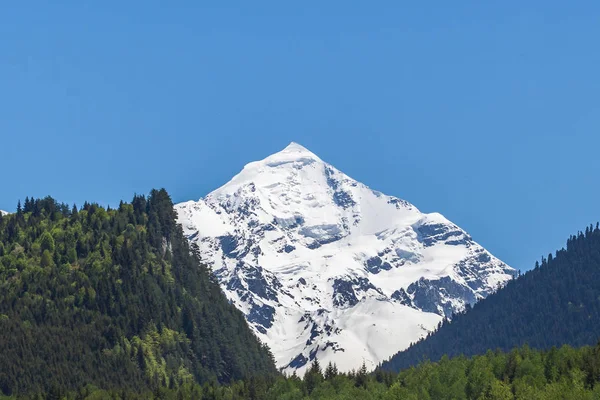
[{"left": 1, "top": 2, "right": 599, "bottom": 272}]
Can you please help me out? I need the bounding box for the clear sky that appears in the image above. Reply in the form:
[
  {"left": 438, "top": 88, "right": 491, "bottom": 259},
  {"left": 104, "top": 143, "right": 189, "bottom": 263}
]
[{"left": 1, "top": 2, "right": 599, "bottom": 272}]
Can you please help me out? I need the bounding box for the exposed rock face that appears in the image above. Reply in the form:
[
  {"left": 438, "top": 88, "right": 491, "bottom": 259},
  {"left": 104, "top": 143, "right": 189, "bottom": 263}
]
[{"left": 176, "top": 142, "right": 515, "bottom": 374}]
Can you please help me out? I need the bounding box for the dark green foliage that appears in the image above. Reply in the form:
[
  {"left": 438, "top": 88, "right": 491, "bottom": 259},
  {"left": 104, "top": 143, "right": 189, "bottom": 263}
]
[
  {"left": 0, "top": 190, "right": 276, "bottom": 396},
  {"left": 382, "top": 224, "right": 600, "bottom": 373},
  {"left": 303, "top": 360, "right": 324, "bottom": 394},
  {"left": 6, "top": 344, "right": 600, "bottom": 399},
  {"left": 324, "top": 362, "right": 338, "bottom": 381}
]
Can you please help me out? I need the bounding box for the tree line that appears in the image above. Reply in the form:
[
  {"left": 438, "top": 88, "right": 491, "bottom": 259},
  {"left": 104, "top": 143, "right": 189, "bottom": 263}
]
[{"left": 3, "top": 343, "right": 600, "bottom": 399}]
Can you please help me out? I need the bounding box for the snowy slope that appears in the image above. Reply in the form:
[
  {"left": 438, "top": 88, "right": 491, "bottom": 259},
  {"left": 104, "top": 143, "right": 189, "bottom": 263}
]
[
  {"left": 0, "top": 210, "right": 8, "bottom": 216},
  {"left": 176, "top": 142, "right": 515, "bottom": 374}
]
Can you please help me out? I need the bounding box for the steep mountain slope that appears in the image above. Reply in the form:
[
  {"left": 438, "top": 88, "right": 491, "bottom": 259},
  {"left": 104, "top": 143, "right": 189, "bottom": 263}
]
[
  {"left": 0, "top": 192, "right": 276, "bottom": 395},
  {"left": 176, "top": 142, "right": 515, "bottom": 374},
  {"left": 381, "top": 224, "right": 600, "bottom": 373}
]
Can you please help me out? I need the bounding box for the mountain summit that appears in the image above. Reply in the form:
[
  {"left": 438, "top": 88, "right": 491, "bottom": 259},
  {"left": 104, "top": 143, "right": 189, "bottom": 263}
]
[{"left": 176, "top": 142, "right": 515, "bottom": 374}]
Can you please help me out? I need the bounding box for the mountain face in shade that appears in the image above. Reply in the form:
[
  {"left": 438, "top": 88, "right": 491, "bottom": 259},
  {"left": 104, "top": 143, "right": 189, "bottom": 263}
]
[
  {"left": 381, "top": 224, "right": 600, "bottom": 373},
  {"left": 176, "top": 142, "right": 515, "bottom": 374}
]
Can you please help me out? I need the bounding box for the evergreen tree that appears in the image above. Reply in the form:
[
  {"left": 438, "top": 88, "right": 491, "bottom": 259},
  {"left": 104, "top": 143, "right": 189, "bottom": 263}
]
[
  {"left": 324, "top": 362, "right": 338, "bottom": 380},
  {"left": 303, "top": 359, "right": 323, "bottom": 394},
  {"left": 355, "top": 361, "right": 368, "bottom": 388}
]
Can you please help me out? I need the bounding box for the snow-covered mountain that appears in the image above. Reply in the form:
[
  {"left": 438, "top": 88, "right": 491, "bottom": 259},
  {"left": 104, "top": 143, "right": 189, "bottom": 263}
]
[
  {"left": 0, "top": 210, "right": 8, "bottom": 216},
  {"left": 176, "top": 142, "right": 515, "bottom": 374}
]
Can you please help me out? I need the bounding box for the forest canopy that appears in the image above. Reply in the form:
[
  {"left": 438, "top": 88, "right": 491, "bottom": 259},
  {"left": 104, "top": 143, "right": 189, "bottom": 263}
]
[{"left": 0, "top": 190, "right": 276, "bottom": 396}]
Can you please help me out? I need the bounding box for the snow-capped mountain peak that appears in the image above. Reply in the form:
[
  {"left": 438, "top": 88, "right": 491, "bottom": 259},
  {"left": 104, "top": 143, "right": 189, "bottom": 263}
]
[
  {"left": 272, "top": 141, "right": 319, "bottom": 159},
  {"left": 176, "top": 142, "right": 515, "bottom": 374},
  {"left": 210, "top": 141, "right": 322, "bottom": 198}
]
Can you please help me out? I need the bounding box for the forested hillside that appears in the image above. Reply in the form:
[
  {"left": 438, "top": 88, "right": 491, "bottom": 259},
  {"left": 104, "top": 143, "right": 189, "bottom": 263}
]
[
  {"left": 0, "top": 190, "right": 276, "bottom": 396},
  {"left": 382, "top": 224, "right": 600, "bottom": 372}
]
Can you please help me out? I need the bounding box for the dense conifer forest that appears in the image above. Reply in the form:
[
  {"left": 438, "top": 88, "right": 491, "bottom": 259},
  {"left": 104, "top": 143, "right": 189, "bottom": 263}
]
[
  {"left": 3, "top": 343, "right": 600, "bottom": 399},
  {"left": 382, "top": 223, "right": 600, "bottom": 372},
  {"left": 0, "top": 191, "right": 276, "bottom": 396}
]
